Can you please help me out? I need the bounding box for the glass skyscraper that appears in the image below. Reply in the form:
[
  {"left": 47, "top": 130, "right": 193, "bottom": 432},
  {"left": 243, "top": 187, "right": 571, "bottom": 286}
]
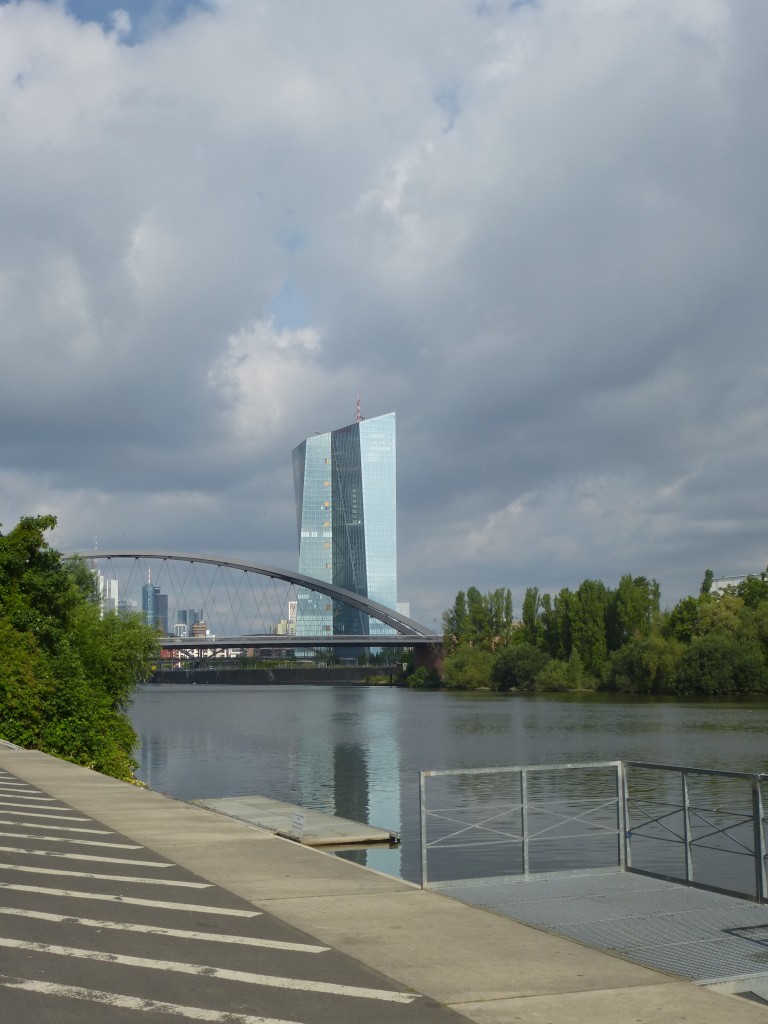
[{"left": 292, "top": 411, "right": 397, "bottom": 636}]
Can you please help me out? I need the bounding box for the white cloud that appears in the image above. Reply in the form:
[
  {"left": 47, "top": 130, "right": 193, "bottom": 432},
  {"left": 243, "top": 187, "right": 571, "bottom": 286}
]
[{"left": 208, "top": 318, "right": 335, "bottom": 446}]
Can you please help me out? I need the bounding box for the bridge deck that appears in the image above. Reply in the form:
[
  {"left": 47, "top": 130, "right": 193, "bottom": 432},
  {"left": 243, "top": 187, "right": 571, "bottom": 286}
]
[{"left": 193, "top": 794, "right": 399, "bottom": 846}]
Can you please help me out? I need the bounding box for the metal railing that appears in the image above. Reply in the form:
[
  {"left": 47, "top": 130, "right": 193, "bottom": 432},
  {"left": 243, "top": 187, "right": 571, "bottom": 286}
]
[
  {"left": 419, "top": 760, "right": 767, "bottom": 902},
  {"left": 419, "top": 761, "right": 626, "bottom": 888},
  {"left": 623, "top": 762, "right": 767, "bottom": 902}
]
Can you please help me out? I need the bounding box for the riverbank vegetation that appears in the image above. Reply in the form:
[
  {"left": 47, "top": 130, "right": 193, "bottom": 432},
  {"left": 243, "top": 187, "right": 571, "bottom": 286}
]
[
  {"left": 436, "top": 574, "right": 768, "bottom": 696},
  {"left": 0, "top": 515, "right": 158, "bottom": 780}
]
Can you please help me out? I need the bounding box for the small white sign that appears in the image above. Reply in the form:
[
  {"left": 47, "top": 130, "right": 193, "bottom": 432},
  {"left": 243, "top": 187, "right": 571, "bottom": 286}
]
[{"left": 290, "top": 811, "right": 306, "bottom": 839}]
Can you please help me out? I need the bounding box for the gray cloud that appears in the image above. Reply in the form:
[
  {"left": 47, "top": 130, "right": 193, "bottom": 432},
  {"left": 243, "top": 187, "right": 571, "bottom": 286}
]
[{"left": 1, "top": 0, "right": 767, "bottom": 624}]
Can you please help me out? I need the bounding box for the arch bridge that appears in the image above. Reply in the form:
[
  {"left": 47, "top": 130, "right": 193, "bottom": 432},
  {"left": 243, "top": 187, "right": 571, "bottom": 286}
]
[{"left": 75, "top": 551, "right": 442, "bottom": 655}]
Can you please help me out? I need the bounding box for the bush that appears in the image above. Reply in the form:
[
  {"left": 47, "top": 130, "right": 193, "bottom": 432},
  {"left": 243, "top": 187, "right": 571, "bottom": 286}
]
[
  {"left": 490, "top": 642, "right": 550, "bottom": 692},
  {"left": 407, "top": 666, "right": 441, "bottom": 688},
  {"left": 442, "top": 645, "right": 494, "bottom": 689},
  {"left": 533, "top": 651, "right": 594, "bottom": 692},
  {"left": 673, "top": 631, "right": 767, "bottom": 695}
]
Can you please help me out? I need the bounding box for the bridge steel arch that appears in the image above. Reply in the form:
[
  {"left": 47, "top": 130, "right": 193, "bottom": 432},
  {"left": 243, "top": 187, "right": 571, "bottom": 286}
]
[{"left": 75, "top": 550, "right": 438, "bottom": 640}]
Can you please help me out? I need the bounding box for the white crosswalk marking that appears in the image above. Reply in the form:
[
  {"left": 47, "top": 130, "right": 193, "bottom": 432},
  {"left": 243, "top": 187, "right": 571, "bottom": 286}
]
[
  {"left": 0, "top": 907, "right": 328, "bottom": 952},
  {"left": 0, "top": 831, "right": 141, "bottom": 849},
  {"left": 0, "top": 882, "right": 259, "bottom": 916},
  {"left": 0, "top": 976, "right": 303, "bottom": 1024},
  {"left": 0, "top": 862, "right": 211, "bottom": 886},
  {"left": 0, "top": 798, "right": 73, "bottom": 806},
  {"left": 0, "top": 793, "right": 57, "bottom": 802},
  {"left": 0, "top": 937, "right": 419, "bottom": 1002},
  {"left": 0, "top": 801, "right": 86, "bottom": 813},
  {"left": 0, "top": 844, "right": 171, "bottom": 866},
  {"left": 0, "top": 818, "right": 112, "bottom": 833},
  {"left": 0, "top": 808, "right": 90, "bottom": 820}
]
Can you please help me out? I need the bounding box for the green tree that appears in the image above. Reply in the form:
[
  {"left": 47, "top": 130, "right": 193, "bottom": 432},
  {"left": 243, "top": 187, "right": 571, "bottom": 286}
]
[
  {"left": 666, "top": 595, "right": 701, "bottom": 643},
  {"left": 442, "top": 587, "right": 514, "bottom": 651},
  {"left": 465, "top": 587, "right": 490, "bottom": 643},
  {"left": 442, "top": 591, "right": 468, "bottom": 649},
  {"left": 490, "top": 642, "right": 550, "bottom": 692},
  {"left": 674, "top": 631, "right": 767, "bottom": 695},
  {"left": 486, "top": 587, "right": 514, "bottom": 648},
  {"left": 442, "top": 645, "right": 494, "bottom": 689},
  {"left": 571, "top": 580, "right": 610, "bottom": 675},
  {"left": 0, "top": 515, "right": 158, "bottom": 779},
  {"left": 607, "top": 575, "right": 660, "bottom": 651},
  {"left": 602, "top": 633, "right": 685, "bottom": 694},
  {"left": 521, "top": 587, "right": 541, "bottom": 647},
  {"left": 540, "top": 592, "right": 558, "bottom": 657},
  {"left": 736, "top": 570, "right": 768, "bottom": 609},
  {"left": 553, "top": 588, "right": 574, "bottom": 660}
]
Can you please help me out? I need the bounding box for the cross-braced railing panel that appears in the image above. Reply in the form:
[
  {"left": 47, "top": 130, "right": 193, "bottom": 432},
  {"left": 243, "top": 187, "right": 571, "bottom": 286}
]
[
  {"left": 419, "top": 762, "right": 625, "bottom": 887},
  {"left": 624, "top": 762, "right": 767, "bottom": 902}
]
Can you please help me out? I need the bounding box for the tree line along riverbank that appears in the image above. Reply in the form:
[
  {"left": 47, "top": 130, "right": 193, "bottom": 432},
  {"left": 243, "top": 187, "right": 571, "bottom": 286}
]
[{"left": 412, "top": 573, "right": 768, "bottom": 696}]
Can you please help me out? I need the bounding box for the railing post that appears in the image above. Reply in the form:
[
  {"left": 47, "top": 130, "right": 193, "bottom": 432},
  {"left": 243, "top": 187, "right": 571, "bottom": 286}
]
[
  {"left": 521, "top": 769, "right": 529, "bottom": 878},
  {"left": 419, "top": 770, "right": 429, "bottom": 888},
  {"left": 682, "top": 770, "right": 693, "bottom": 882},
  {"left": 622, "top": 762, "right": 632, "bottom": 870},
  {"left": 616, "top": 762, "right": 626, "bottom": 870},
  {"left": 753, "top": 774, "right": 767, "bottom": 902}
]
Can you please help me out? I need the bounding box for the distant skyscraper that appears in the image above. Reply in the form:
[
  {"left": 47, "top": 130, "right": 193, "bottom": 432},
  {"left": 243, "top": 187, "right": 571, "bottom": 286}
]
[
  {"left": 142, "top": 577, "right": 169, "bottom": 634},
  {"left": 92, "top": 568, "right": 119, "bottom": 617},
  {"left": 292, "top": 411, "right": 397, "bottom": 636},
  {"left": 102, "top": 578, "right": 119, "bottom": 616},
  {"left": 175, "top": 609, "right": 202, "bottom": 635}
]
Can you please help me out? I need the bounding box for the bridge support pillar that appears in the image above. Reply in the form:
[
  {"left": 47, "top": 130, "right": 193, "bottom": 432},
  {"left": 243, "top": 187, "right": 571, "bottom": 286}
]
[{"left": 413, "top": 644, "right": 444, "bottom": 677}]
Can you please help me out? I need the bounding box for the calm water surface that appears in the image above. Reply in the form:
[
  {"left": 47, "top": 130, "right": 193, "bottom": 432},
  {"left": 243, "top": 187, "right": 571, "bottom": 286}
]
[{"left": 130, "top": 685, "right": 768, "bottom": 884}]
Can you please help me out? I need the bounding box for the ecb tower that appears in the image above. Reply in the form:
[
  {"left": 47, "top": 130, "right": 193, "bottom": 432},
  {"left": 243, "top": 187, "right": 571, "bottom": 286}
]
[{"left": 292, "top": 411, "right": 397, "bottom": 636}]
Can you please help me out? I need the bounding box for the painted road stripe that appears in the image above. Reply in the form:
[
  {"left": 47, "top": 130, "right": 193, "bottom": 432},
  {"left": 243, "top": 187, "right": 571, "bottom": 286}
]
[
  {"left": 0, "top": 976, "right": 302, "bottom": 1024},
  {"left": 0, "top": 818, "right": 112, "bottom": 834},
  {"left": 0, "top": 845, "right": 171, "bottom": 867},
  {"left": 0, "top": 784, "right": 39, "bottom": 791},
  {"left": 0, "top": 801, "right": 81, "bottom": 812},
  {"left": 0, "top": 863, "right": 211, "bottom": 887},
  {"left": 0, "top": 832, "right": 141, "bottom": 849},
  {"left": 0, "top": 883, "right": 258, "bottom": 916},
  {"left": 0, "top": 907, "right": 327, "bottom": 953},
  {"left": 0, "top": 808, "right": 90, "bottom": 821},
  {"left": 0, "top": 793, "right": 57, "bottom": 802},
  {"left": 0, "top": 938, "right": 418, "bottom": 1003}
]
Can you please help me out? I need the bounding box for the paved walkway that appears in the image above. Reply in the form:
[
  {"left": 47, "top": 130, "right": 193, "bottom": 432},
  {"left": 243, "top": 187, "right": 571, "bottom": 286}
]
[{"left": 0, "top": 745, "right": 766, "bottom": 1023}]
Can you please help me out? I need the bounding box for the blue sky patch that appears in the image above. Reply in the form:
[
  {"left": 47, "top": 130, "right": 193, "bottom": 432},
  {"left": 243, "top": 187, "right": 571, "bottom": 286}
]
[{"left": 2, "top": 0, "right": 208, "bottom": 41}]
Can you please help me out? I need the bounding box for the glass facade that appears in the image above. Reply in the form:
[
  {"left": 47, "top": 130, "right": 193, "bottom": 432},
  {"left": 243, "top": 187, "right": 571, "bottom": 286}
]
[{"left": 292, "top": 412, "right": 397, "bottom": 636}]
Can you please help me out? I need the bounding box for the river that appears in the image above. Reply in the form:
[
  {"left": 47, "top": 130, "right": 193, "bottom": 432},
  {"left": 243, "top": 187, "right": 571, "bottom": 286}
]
[{"left": 129, "top": 685, "right": 768, "bottom": 886}]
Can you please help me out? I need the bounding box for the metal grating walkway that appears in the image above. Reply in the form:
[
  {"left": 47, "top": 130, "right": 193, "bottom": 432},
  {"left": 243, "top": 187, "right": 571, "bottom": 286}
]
[{"left": 432, "top": 870, "right": 768, "bottom": 989}]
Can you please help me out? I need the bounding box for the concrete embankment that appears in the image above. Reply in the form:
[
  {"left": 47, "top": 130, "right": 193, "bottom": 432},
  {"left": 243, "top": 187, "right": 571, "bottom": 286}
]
[
  {"left": 0, "top": 745, "right": 765, "bottom": 1024},
  {"left": 149, "top": 666, "right": 405, "bottom": 685}
]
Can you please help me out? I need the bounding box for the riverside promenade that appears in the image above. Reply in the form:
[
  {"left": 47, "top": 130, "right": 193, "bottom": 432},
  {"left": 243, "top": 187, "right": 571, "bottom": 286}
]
[{"left": 0, "top": 745, "right": 765, "bottom": 1024}]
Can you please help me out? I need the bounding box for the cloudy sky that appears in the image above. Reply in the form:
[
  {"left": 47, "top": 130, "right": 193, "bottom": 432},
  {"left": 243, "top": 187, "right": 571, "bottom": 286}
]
[{"left": 2, "top": 0, "right": 767, "bottom": 626}]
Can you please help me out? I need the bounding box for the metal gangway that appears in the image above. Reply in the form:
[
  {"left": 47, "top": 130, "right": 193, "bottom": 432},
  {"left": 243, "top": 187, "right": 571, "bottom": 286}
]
[{"left": 419, "top": 761, "right": 768, "bottom": 999}]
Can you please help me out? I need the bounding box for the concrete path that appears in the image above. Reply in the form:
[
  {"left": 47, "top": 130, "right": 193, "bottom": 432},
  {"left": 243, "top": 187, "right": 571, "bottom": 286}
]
[{"left": 0, "top": 746, "right": 765, "bottom": 1024}]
